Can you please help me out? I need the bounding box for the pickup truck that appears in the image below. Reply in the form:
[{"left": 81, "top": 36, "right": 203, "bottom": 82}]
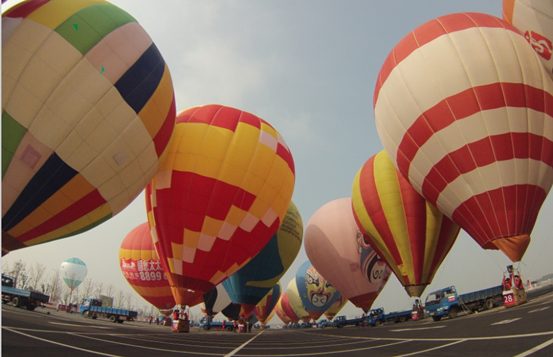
[
  {"left": 80, "top": 298, "right": 137, "bottom": 323},
  {"left": 366, "top": 307, "right": 412, "bottom": 326},
  {"left": 424, "top": 285, "right": 503, "bottom": 321},
  {"left": 1, "top": 274, "right": 49, "bottom": 311}
]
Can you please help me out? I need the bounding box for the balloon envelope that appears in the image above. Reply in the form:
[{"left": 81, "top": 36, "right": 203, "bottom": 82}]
[
  {"left": 374, "top": 12, "right": 553, "bottom": 262},
  {"left": 286, "top": 278, "right": 311, "bottom": 322},
  {"left": 274, "top": 292, "right": 295, "bottom": 325},
  {"left": 324, "top": 295, "right": 348, "bottom": 320},
  {"left": 120, "top": 223, "right": 202, "bottom": 311},
  {"left": 254, "top": 282, "right": 282, "bottom": 325},
  {"left": 296, "top": 261, "right": 341, "bottom": 320},
  {"left": 352, "top": 151, "right": 461, "bottom": 297},
  {"left": 60, "top": 257, "right": 87, "bottom": 291},
  {"left": 2, "top": 0, "right": 176, "bottom": 255},
  {"left": 503, "top": 0, "right": 553, "bottom": 77},
  {"left": 304, "top": 198, "right": 390, "bottom": 313},
  {"left": 223, "top": 200, "right": 303, "bottom": 314},
  {"left": 146, "top": 104, "right": 295, "bottom": 303}
]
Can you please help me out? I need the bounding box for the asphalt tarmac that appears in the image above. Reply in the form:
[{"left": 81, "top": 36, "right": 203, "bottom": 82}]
[{"left": 2, "top": 287, "right": 553, "bottom": 356}]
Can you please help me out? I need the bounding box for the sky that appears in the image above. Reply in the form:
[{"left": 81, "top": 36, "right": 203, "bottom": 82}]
[{"left": 2, "top": 0, "right": 553, "bottom": 325}]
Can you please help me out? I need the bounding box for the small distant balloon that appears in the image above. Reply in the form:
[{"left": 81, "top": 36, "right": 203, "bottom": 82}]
[{"left": 60, "top": 257, "right": 87, "bottom": 292}]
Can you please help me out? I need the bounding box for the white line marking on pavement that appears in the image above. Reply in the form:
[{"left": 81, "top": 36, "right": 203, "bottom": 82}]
[
  {"left": 49, "top": 322, "right": 113, "bottom": 329},
  {"left": 224, "top": 331, "right": 264, "bottom": 357},
  {"left": 529, "top": 306, "right": 550, "bottom": 313},
  {"left": 392, "top": 326, "right": 447, "bottom": 332},
  {"left": 392, "top": 340, "right": 466, "bottom": 357},
  {"left": 492, "top": 318, "right": 521, "bottom": 325},
  {"left": 2, "top": 326, "right": 120, "bottom": 356},
  {"left": 514, "top": 337, "right": 553, "bottom": 357}
]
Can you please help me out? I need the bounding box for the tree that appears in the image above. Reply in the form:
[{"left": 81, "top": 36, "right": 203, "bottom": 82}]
[
  {"left": 94, "top": 282, "right": 103, "bottom": 299},
  {"left": 46, "top": 269, "right": 62, "bottom": 304},
  {"left": 28, "top": 262, "right": 46, "bottom": 291},
  {"left": 80, "top": 278, "right": 95, "bottom": 300},
  {"left": 6, "top": 260, "right": 27, "bottom": 289}
]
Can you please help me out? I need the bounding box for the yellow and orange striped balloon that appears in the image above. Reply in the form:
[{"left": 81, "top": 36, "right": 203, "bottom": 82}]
[{"left": 352, "top": 151, "right": 460, "bottom": 298}]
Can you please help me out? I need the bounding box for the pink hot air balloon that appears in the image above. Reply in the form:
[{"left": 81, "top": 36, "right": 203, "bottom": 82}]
[{"left": 305, "top": 198, "right": 390, "bottom": 313}]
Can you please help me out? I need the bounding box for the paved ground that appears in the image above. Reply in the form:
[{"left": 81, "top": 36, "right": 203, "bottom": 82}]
[{"left": 2, "top": 288, "right": 553, "bottom": 356}]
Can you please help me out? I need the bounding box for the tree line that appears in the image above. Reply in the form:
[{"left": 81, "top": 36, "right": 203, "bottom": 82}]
[{"left": 1, "top": 259, "right": 162, "bottom": 319}]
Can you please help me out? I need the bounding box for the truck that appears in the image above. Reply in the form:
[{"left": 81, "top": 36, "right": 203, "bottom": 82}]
[
  {"left": 332, "top": 315, "right": 365, "bottom": 328},
  {"left": 1, "top": 274, "right": 49, "bottom": 311},
  {"left": 366, "top": 307, "right": 412, "bottom": 326},
  {"left": 199, "top": 316, "right": 232, "bottom": 331},
  {"left": 80, "top": 298, "right": 138, "bottom": 323},
  {"left": 424, "top": 285, "right": 503, "bottom": 321}
]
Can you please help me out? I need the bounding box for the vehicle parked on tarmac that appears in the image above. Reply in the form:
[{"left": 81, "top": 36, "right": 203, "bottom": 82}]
[
  {"left": 424, "top": 285, "right": 503, "bottom": 321},
  {"left": 332, "top": 315, "right": 365, "bottom": 328},
  {"left": 80, "top": 298, "right": 138, "bottom": 323},
  {"left": 199, "top": 316, "right": 233, "bottom": 331},
  {"left": 366, "top": 307, "right": 412, "bottom": 326},
  {"left": 1, "top": 274, "right": 49, "bottom": 311}
]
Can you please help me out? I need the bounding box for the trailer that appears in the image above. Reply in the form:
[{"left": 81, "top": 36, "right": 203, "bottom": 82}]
[
  {"left": 1, "top": 274, "right": 49, "bottom": 311},
  {"left": 80, "top": 298, "right": 137, "bottom": 323},
  {"left": 424, "top": 285, "right": 503, "bottom": 321},
  {"left": 366, "top": 307, "right": 412, "bottom": 326}
]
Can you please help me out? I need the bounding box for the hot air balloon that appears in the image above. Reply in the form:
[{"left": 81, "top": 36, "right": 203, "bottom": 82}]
[
  {"left": 146, "top": 104, "right": 295, "bottom": 305},
  {"left": 2, "top": 0, "right": 176, "bottom": 256},
  {"left": 374, "top": 12, "right": 553, "bottom": 263},
  {"left": 286, "top": 278, "right": 311, "bottom": 323},
  {"left": 352, "top": 151, "right": 461, "bottom": 298},
  {"left": 295, "top": 261, "right": 340, "bottom": 320},
  {"left": 304, "top": 198, "right": 390, "bottom": 313},
  {"left": 324, "top": 295, "right": 348, "bottom": 321},
  {"left": 254, "top": 282, "right": 282, "bottom": 325},
  {"left": 274, "top": 295, "right": 292, "bottom": 325},
  {"left": 202, "top": 284, "right": 241, "bottom": 321},
  {"left": 119, "top": 223, "right": 203, "bottom": 313},
  {"left": 60, "top": 257, "right": 87, "bottom": 303},
  {"left": 277, "top": 288, "right": 301, "bottom": 324},
  {"left": 223, "top": 200, "right": 303, "bottom": 314},
  {"left": 503, "top": 0, "right": 553, "bottom": 77}
]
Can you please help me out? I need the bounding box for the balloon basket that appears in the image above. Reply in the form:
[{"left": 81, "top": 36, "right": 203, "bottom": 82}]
[
  {"left": 503, "top": 288, "right": 527, "bottom": 308},
  {"left": 172, "top": 320, "right": 190, "bottom": 333}
]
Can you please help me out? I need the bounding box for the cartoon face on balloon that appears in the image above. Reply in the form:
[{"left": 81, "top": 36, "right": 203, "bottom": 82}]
[
  {"left": 305, "top": 266, "right": 337, "bottom": 308},
  {"left": 357, "top": 231, "right": 389, "bottom": 286}
]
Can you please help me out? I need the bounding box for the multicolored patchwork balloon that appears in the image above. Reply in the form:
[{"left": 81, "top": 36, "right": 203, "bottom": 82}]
[
  {"left": 2, "top": 0, "right": 176, "bottom": 255},
  {"left": 146, "top": 104, "right": 295, "bottom": 304},
  {"left": 223, "top": 200, "right": 302, "bottom": 314},
  {"left": 374, "top": 12, "right": 553, "bottom": 262}
]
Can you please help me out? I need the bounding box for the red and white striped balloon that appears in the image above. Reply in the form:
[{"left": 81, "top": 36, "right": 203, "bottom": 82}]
[{"left": 374, "top": 12, "right": 553, "bottom": 263}]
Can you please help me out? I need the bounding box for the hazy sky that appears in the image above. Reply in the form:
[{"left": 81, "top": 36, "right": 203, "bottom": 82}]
[{"left": 3, "top": 0, "right": 553, "bottom": 325}]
